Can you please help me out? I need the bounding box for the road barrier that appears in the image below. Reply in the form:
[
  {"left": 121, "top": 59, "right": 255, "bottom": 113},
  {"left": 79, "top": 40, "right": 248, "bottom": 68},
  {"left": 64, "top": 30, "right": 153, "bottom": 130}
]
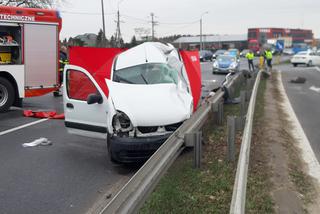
[
  {"left": 229, "top": 70, "right": 261, "bottom": 214},
  {"left": 99, "top": 71, "right": 245, "bottom": 214}
]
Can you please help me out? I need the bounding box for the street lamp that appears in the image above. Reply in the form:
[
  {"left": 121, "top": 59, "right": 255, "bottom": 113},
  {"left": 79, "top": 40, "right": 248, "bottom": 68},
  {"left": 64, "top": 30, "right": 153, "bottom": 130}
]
[
  {"left": 101, "top": 0, "right": 106, "bottom": 46},
  {"left": 200, "top": 11, "right": 209, "bottom": 51}
]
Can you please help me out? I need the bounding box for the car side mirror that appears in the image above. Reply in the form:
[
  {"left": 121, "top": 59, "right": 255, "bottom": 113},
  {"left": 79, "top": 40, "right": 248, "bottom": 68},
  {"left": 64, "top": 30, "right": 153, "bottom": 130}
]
[{"left": 87, "top": 93, "right": 103, "bottom": 104}]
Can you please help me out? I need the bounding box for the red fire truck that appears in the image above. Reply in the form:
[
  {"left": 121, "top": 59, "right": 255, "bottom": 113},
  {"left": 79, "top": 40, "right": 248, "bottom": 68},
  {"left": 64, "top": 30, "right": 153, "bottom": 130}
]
[{"left": 0, "top": 6, "right": 62, "bottom": 112}]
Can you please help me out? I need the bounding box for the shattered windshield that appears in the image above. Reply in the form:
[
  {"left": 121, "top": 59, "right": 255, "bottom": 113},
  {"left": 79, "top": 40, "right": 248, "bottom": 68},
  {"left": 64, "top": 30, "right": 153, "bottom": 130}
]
[{"left": 113, "top": 63, "right": 178, "bottom": 85}]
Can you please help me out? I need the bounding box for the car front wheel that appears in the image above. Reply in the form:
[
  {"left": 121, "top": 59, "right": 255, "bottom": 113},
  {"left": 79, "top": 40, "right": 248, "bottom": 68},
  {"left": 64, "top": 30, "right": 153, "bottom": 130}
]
[{"left": 293, "top": 63, "right": 297, "bottom": 67}]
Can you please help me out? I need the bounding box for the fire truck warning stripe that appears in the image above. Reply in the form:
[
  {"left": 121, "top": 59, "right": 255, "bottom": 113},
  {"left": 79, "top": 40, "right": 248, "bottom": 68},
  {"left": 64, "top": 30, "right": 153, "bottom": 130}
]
[{"left": 0, "top": 118, "right": 49, "bottom": 136}]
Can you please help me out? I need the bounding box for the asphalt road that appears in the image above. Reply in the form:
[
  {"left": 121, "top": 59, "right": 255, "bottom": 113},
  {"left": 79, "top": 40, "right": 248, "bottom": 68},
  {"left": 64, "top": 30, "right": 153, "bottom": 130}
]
[
  {"left": 0, "top": 59, "right": 246, "bottom": 214},
  {"left": 276, "top": 64, "right": 320, "bottom": 162}
]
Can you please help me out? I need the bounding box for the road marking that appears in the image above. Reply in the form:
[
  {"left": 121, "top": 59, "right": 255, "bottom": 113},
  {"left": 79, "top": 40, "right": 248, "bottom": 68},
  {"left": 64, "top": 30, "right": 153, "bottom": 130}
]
[
  {"left": 315, "top": 66, "right": 320, "bottom": 72},
  {"left": 278, "top": 70, "right": 320, "bottom": 182},
  {"left": 310, "top": 85, "right": 320, "bottom": 93},
  {"left": 0, "top": 119, "right": 49, "bottom": 136}
]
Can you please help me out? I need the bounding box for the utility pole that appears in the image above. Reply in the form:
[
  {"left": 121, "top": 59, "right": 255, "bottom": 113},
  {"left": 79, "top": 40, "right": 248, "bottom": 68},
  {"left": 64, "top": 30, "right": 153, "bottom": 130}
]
[
  {"left": 200, "top": 18, "right": 202, "bottom": 51},
  {"left": 200, "top": 11, "right": 209, "bottom": 51},
  {"left": 101, "top": 0, "right": 106, "bottom": 46},
  {"left": 115, "top": 9, "right": 122, "bottom": 47},
  {"left": 150, "top": 13, "right": 157, "bottom": 41}
]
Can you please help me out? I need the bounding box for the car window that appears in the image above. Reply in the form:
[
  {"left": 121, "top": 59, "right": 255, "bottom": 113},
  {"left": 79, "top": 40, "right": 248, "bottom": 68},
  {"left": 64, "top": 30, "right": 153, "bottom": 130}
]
[
  {"left": 66, "top": 69, "right": 98, "bottom": 101},
  {"left": 113, "top": 63, "right": 178, "bottom": 85}
]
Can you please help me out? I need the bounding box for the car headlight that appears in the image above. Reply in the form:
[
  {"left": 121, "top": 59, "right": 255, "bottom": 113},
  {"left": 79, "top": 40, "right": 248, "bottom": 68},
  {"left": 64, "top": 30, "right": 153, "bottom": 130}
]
[
  {"left": 112, "top": 111, "right": 133, "bottom": 134},
  {"left": 230, "top": 63, "right": 237, "bottom": 69},
  {"left": 213, "top": 62, "right": 218, "bottom": 68}
]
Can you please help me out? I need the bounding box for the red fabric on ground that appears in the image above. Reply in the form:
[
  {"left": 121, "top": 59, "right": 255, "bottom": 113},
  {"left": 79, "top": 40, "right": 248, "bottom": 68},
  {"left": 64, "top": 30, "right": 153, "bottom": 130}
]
[{"left": 23, "top": 110, "right": 65, "bottom": 119}]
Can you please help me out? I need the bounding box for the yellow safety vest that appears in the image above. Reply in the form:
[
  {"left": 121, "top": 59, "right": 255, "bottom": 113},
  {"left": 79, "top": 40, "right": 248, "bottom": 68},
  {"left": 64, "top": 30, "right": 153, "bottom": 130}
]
[
  {"left": 246, "top": 52, "right": 254, "bottom": 60},
  {"left": 265, "top": 51, "right": 273, "bottom": 60}
]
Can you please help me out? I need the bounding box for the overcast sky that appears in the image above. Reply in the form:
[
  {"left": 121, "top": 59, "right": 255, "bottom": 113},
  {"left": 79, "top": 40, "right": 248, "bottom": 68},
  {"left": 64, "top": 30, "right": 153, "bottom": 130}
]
[{"left": 57, "top": 0, "right": 320, "bottom": 42}]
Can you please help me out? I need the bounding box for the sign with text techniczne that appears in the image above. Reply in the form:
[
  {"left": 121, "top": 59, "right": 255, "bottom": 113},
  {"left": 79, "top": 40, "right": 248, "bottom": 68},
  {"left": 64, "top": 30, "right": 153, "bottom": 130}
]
[{"left": 0, "top": 14, "right": 35, "bottom": 22}]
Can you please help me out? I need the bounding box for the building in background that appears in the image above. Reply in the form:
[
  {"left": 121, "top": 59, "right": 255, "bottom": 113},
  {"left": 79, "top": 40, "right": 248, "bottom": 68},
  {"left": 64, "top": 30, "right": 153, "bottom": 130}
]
[
  {"left": 172, "top": 34, "right": 247, "bottom": 50},
  {"left": 248, "top": 28, "right": 314, "bottom": 45}
]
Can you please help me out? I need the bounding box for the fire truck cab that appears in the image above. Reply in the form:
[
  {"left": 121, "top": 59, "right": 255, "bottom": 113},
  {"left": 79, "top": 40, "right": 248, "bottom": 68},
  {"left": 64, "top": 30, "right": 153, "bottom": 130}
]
[{"left": 0, "top": 6, "right": 62, "bottom": 112}]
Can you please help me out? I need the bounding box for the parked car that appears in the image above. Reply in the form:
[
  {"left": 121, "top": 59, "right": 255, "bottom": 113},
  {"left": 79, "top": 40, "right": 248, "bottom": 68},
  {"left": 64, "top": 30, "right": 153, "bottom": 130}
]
[
  {"left": 212, "top": 49, "right": 227, "bottom": 59},
  {"left": 199, "top": 50, "right": 213, "bottom": 62},
  {"left": 63, "top": 42, "right": 201, "bottom": 163},
  {"left": 212, "top": 55, "right": 240, "bottom": 74},
  {"left": 290, "top": 51, "right": 320, "bottom": 67},
  {"left": 227, "top": 48, "right": 240, "bottom": 58}
]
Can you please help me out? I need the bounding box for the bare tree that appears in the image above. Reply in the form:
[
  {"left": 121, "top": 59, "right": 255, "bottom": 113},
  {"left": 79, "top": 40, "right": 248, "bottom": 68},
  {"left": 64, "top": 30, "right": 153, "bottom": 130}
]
[{"left": 0, "top": 0, "right": 62, "bottom": 8}]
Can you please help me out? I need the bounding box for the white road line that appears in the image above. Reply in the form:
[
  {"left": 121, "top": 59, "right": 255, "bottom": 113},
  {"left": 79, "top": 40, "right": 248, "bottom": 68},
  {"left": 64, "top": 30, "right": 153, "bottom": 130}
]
[
  {"left": 315, "top": 66, "right": 320, "bottom": 72},
  {"left": 278, "top": 70, "right": 320, "bottom": 183},
  {"left": 310, "top": 86, "right": 320, "bottom": 93},
  {"left": 0, "top": 118, "right": 49, "bottom": 136}
]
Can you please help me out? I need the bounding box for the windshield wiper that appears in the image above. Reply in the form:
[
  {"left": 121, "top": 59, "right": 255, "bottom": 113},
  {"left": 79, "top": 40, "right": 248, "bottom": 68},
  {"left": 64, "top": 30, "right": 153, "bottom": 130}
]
[{"left": 140, "top": 73, "right": 149, "bottom": 84}]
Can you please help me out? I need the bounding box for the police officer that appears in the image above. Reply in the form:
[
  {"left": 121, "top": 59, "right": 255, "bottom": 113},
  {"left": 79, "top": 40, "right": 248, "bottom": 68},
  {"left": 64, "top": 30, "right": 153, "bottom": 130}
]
[
  {"left": 246, "top": 50, "right": 255, "bottom": 72},
  {"left": 265, "top": 49, "right": 273, "bottom": 71},
  {"left": 54, "top": 46, "right": 69, "bottom": 97}
]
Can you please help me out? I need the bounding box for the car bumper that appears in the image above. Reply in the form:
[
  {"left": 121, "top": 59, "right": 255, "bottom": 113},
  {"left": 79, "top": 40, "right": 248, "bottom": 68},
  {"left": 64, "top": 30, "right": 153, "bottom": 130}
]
[
  {"left": 213, "top": 67, "right": 237, "bottom": 73},
  {"left": 109, "top": 133, "right": 172, "bottom": 163},
  {"left": 290, "top": 59, "right": 308, "bottom": 64}
]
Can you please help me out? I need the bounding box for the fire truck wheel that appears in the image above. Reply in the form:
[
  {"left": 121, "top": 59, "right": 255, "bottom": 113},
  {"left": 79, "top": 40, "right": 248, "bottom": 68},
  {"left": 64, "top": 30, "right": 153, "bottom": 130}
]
[{"left": 0, "top": 77, "right": 15, "bottom": 113}]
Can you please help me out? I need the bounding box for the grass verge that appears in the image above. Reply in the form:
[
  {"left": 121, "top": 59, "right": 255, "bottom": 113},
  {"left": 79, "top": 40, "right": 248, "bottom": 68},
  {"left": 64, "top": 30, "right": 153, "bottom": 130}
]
[
  {"left": 246, "top": 77, "right": 275, "bottom": 213},
  {"left": 140, "top": 79, "right": 247, "bottom": 214}
]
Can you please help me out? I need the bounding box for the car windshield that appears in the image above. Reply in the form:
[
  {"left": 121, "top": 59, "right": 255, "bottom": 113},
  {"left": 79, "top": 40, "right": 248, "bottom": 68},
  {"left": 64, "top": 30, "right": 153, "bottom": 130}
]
[
  {"left": 217, "top": 56, "right": 235, "bottom": 62},
  {"left": 215, "top": 50, "right": 226, "bottom": 54},
  {"left": 113, "top": 63, "right": 179, "bottom": 85}
]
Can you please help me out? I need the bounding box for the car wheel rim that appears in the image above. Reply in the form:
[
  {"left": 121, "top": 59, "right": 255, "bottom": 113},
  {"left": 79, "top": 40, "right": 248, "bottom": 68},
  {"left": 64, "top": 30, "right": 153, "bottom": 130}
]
[{"left": 0, "top": 84, "right": 9, "bottom": 106}]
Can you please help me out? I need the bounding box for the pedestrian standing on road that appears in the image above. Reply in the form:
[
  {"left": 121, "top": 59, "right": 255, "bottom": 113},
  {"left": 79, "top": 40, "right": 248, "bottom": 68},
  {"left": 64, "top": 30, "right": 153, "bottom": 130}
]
[
  {"left": 246, "top": 50, "right": 255, "bottom": 72},
  {"left": 265, "top": 49, "right": 273, "bottom": 71}
]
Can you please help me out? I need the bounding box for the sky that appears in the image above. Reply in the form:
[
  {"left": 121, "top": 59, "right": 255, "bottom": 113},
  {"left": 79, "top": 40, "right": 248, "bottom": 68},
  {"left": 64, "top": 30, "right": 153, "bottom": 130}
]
[{"left": 57, "top": 0, "right": 320, "bottom": 42}]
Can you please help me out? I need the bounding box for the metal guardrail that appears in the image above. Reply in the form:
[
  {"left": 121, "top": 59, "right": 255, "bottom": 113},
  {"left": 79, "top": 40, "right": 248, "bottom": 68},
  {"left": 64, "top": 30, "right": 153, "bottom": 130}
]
[
  {"left": 99, "top": 72, "right": 243, "bottom": 214},
  {"left": 229, "top": 71, "right": 262, "bottom": 214}
]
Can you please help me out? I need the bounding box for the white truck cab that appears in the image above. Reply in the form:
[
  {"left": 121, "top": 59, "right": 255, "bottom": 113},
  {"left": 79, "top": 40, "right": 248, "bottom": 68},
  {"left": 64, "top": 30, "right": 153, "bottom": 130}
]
[{"left": 63, "top": 42, "right": 201, "bottom": 163}]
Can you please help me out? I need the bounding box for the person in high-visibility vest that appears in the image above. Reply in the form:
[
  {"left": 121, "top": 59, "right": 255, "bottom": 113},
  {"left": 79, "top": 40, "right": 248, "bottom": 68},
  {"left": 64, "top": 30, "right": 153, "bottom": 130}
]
[
  {"left": 245, "top": 50, "right": 255, "bottom": 72},
  {"left": 265, "top": 49, "right": 273, "bottom": 70}
]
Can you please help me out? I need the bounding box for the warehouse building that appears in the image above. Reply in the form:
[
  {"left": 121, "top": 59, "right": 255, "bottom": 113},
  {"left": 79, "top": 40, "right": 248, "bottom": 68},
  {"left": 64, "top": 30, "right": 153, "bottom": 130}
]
[{"left": 172, "top": 34, "right": 247, "bottom": 50}]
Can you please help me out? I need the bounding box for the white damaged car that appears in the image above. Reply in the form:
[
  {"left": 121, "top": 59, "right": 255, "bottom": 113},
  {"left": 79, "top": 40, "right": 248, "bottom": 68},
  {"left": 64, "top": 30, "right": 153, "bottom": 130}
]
[{"left": 63, "top": 42, "right": 201, "bottom": 163}]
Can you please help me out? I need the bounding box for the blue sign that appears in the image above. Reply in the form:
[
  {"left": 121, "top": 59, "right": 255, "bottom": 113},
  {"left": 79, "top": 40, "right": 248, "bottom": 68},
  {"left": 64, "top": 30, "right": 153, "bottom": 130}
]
[{"left": 276, "top": 40, "right": 284, "bottom": 51}]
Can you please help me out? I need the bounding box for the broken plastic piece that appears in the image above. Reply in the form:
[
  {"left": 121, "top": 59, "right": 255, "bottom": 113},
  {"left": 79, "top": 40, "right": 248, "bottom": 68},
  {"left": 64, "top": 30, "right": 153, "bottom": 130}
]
[{"left": 22, "top": 138, "right": 52, "bottom": 147}]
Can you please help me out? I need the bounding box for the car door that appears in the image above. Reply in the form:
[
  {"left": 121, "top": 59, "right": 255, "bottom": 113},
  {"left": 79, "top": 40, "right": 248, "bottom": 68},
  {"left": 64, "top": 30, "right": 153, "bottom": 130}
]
[{"left": 63, "top": 65, "right": 113, "bottom": 139}]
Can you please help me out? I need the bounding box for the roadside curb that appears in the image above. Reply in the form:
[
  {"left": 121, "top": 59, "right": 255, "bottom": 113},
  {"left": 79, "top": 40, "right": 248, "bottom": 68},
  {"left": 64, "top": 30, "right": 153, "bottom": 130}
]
[{"left": 277, "top": 69, "right": 320, "bottom": 184}]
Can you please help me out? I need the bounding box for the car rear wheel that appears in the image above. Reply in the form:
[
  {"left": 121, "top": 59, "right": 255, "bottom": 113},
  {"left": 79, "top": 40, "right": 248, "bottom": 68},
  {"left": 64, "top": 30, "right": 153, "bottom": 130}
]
[
  {"left": 0, "top": 77, "right": 15, "bottom": 113},
  {"left": 293, "top": 63, "right": 297, "bottom": 67},
  {"left": 307, "top": 61, "right": 312, "bottom": 67}
]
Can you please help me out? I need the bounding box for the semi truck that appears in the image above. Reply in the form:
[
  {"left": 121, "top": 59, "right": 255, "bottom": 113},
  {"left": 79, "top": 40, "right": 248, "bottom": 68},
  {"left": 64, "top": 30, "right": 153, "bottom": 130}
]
[{"left": 0, "top": 6, "right": 62, "bottom": 112}]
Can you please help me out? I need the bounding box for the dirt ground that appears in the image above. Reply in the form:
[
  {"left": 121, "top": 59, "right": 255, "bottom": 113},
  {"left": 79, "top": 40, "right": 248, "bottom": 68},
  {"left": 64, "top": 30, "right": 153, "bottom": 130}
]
[{"left": 250, "top": 71, "right": 320, "bottom": 214}]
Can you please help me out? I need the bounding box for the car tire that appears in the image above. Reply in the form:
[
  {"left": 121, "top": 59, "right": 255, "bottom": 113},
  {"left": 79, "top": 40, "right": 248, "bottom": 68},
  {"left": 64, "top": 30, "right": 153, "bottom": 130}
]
[
  {"left": 293, "top": 63, "right": 297, "bottom": 67},
  {"left": 0, "top": 77, "right": 15, "bottom": 113},
  {"left": 307, "top": 61, "right": 312, "bottom": 67}
]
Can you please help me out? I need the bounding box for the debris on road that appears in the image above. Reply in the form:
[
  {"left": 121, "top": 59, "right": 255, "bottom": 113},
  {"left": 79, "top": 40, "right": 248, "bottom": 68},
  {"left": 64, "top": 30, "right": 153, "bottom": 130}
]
[
  {"left": 290, "top": 77, "right": 306, "bottom": 84},
  {"left": 22, "top": 138, "right": 52, "bottom": 147}
]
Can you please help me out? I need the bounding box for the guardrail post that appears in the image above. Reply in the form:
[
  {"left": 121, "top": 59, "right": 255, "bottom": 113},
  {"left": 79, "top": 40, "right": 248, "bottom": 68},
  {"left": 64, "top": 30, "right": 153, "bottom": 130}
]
[
  {"left": 227, "top": 116, "right": 236, "bottom": 162},
  {"left": 194, "top": 131, "right": 202, "bottom": 169},
  {"left": 211, "top": 101, "right": 224, "bottom": 126}
]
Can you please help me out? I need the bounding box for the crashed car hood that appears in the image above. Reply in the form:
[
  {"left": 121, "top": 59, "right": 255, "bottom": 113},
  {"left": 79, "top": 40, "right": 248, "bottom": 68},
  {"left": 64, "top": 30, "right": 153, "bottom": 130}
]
[{"left": 106, "top": 79, "right": 192, "bottom": 127}]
